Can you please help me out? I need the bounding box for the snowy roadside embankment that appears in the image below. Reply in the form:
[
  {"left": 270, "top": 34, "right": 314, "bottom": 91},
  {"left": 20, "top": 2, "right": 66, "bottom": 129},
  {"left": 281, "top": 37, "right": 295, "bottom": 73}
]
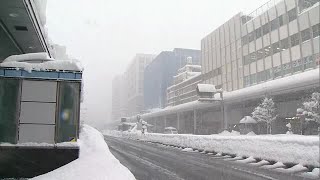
[
  {"left": 105, "top": 131, "right": 319, "bottom": 167},
  {"left": 32, "top": 125, "right": 135, "bottom": 180}
]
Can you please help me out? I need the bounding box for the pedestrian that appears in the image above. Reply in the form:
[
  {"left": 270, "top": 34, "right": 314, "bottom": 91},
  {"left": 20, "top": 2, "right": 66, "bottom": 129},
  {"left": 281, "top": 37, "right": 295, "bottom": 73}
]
[{"left": 142, "top": 121, "right": 147, "bottom": 135}]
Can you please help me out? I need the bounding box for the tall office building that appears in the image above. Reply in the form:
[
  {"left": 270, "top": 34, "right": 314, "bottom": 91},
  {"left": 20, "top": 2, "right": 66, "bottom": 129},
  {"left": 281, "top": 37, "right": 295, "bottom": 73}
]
[
  {"left": 125, "top": 54, "right": 155, "bottom": 116},
  {"left": 201, "top": 0, "right": 319, "bottom": 92}
]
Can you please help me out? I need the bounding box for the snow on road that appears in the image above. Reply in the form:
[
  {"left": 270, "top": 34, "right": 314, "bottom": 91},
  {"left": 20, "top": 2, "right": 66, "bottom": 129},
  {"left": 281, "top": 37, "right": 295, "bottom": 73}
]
[
  {"left": 32, "top": 125, "right": 135, "bottom": 180},
  {"left": 105, "top": 131, "right": 319, "bottom": 167}
]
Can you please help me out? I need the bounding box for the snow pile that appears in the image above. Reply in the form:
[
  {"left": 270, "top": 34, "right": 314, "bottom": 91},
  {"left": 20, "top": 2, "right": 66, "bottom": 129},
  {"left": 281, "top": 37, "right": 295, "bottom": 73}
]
[
  {"left": 197, "top": 84, "right": 216, "bottom": 93},
  {"left": 1, "top": 53, "right": 83, "bottom": 72},
  {"left": 181, "top": 148, "right": 193, "bottom": 152},
  {"left": 3, "top": 53, "right": 51, "bottom": 62},
  {"left": 302, "top": 168, "right": 320, "bottom": 179},
  {"left": 236, "top": 156, "right": 256, "bottom": 163},
  {"left": 105, "top": 131, "right": 320, "bottom": 166},
  {"left": 218, "top": 130, "right": 240, "bottom": 136},
  {"left": 32, "top": 125, "right": 135, "bottom": 180},
  {"left": 246, "top": 131, "right": 256, "bottom": 136},
  {"left": 276, "top": 164, "right": 308, "bottom": 173},
  {"left": 1, "top": 60, "right": 83, "bottom": 73}
]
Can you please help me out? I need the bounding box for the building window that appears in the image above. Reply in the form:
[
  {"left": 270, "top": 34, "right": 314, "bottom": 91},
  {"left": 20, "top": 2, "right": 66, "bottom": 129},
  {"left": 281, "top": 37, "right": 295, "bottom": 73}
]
[
  {"left": 301, "top": 28, "right": 311, "bottom": 42},
  {"left": 244, "top": 55, "right": 251, "bottom": 65},
  {"left": 303, "top": 55, "right": 315, "bottom": 69},
  {"left": 257, "top": 71, "right": 265, "bottom": 82},
  {"left": 250, "top": 53, "right": 256, "bottom": 62},
  {"left": 298, "top": 0, "right": 319, "bottom": 13},
  {"left": 273, "top": 66, "right": 282, "bottom": 78},
  {"left": 280, "top": 38, "right": 290, "bottom": 50},
  {"left": 0, "top": 79, "right": 20, "bottom": 143},
  {"left": 292, "top": 59, "right": 304, "bottom": 72},
  {"left": 242, "top": 36, "right": 249, "bottom": 45},
  {"left": 250, "top": 74, "right": 257, "bottom": 84},
  {"left": 312, "top": 24, "right": 320, "bottom": 38},
  {"left": 257, "top": 49, "right": 264, "bottom": 60},
  {"left": 57, "top": 82, "right": 80, "bottom": 143},
  {"left": 278, "top": 14, "right": 287, "bottom": 27},
  {"left": 315, "top": 53, "right": 320, "bottom": 66},
  {"left": 243, "top": 53, "right": 257, "bottom": 65},
  {"left": 271, "top": 18, "right": 280, "bottom": 31},
  {"left": 265, "top": 69, "right": 272, "bottom": 80},
  {"left": 282, "top": 62, "right": 292, "bottom": 75},
  {"left": 290, "top": 33, "right": 300, "bottom": 47},
  {"left": 248, "top": 31, "right": 255, "bottom": 42},
  {"left": 272, "top": 42, "right": 281, "bottom": 54},
  {"left": 264, "top": 45, "right": 272, "bottom": 57},
  {"left": 263, "top": 23, "right": 270, "bottom": 35},
  {"left": 256, "top": 27, "right": 262, "bottom": 39},
  {"left": 244, "top": 76, "right": 250, "bottom": 87},
  {"left": 288, "top": 8, "right": 297, "bottom": 22}
]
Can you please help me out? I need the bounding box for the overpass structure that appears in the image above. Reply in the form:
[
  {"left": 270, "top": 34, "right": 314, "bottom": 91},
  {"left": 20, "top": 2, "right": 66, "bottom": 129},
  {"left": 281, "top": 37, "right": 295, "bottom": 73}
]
[{"left": 142, "top": 68, "right": 320, "bottom": 135}]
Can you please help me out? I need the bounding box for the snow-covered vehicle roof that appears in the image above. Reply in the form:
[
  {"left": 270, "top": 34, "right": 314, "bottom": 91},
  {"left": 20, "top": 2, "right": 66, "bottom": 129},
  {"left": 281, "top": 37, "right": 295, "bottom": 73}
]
[{"left": 239, "top": 116, "right": 257, "bottom": 124}]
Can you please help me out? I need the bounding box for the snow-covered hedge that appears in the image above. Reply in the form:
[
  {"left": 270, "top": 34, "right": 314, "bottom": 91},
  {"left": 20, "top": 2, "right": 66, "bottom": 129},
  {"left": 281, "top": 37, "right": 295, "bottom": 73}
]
[{"left": 106, "top": 131, "right": 319, "bottom": 167}]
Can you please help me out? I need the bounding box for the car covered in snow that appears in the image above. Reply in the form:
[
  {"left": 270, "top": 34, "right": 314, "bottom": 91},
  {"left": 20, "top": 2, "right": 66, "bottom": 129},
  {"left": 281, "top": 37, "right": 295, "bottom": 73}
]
[{"left": 164, "top": 127, "right": 178, "bottom": 134}]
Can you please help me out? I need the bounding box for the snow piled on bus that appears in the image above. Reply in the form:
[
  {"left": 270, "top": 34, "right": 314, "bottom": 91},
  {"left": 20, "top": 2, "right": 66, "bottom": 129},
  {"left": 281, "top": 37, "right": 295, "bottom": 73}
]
[{"left": 32, "top": 125, "right": 135, "bottom": 180}]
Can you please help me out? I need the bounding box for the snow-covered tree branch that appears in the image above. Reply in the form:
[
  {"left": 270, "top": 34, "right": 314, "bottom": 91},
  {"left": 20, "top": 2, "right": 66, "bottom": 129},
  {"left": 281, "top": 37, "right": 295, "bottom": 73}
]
[
  {"left": 301, "top": 92, "right": 320, "bottom": 123},
  {"left": 251, "top": 97, "right": 277, "bottom": 134}
]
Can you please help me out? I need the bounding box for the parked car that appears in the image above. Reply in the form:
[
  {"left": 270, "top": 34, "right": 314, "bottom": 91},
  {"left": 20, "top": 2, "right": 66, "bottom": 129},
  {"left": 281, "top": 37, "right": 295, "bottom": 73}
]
[{"left": 164, "top": 127, "right": 178, "bottom": 134}]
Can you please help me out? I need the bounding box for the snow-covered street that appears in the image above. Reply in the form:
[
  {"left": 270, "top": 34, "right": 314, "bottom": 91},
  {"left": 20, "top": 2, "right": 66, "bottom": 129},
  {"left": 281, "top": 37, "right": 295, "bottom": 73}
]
[
  {"left": 105, "top": 131, "right": 320, "bottom": 167},
  {"left": 104, "top": 135, "right": 318, "bottom": 180},
  {"left": 31, "top": 125, "right": 135, "bottom": 180}
]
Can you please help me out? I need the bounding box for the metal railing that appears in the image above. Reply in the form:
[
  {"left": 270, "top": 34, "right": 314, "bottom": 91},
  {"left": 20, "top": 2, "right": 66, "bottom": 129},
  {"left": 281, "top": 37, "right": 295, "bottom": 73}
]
[{"left": 242, "top": 0, "right": 283, "bottom": 24}]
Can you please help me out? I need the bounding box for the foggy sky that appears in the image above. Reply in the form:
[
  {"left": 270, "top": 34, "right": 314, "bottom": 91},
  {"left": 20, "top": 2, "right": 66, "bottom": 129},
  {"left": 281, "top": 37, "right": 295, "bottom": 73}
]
[{"left": 46, "top": 0, "right": 268, "bottom": 128}]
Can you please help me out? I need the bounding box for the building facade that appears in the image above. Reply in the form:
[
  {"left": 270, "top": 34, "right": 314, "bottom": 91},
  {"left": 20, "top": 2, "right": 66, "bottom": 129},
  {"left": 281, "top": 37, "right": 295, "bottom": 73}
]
[
  {"left": 144, "top": 48, "right": 201, "bottom": 110},
  {"left": 201, "top": 0, "right": 319, "bottom": 92},
  {"left": 167, "top": 62, "right": 202, "bottom": 106},
  {"left": 124, "top": 54, "right": 155, "bottom": 116}
]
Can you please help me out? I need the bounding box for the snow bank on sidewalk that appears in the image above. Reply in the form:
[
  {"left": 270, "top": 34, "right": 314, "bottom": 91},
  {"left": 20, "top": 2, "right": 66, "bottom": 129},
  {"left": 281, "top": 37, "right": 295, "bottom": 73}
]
[
  {"left": 32, "top": 125, "right": 135, "bottom": 180},
  {"left": 106, "top": 131, "right": 319, "bottom": 167}
]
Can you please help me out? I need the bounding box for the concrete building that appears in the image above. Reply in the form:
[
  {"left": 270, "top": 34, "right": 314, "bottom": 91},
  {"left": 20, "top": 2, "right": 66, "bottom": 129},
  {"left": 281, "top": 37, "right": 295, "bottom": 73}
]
[
  {"left": 140, "top": 0, "right": 320, "bottom": 135},
  {"left": 167, "top": 60, "right": 202, "bottom": 106},
  {"left": 125, "top": 54, "right": 155, "bottom": 116},
  {"left": 144, "top": 48, "right": 201, "bottom": 110},
  {"left": 201, "top": 0, "right": 319, "bottom": 91}
]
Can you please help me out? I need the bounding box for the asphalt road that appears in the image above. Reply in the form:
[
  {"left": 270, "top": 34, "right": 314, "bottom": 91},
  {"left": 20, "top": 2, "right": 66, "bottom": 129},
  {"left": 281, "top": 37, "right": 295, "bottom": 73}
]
[{"left": 104, "top": 136, "right": 310, "bottom": 180}]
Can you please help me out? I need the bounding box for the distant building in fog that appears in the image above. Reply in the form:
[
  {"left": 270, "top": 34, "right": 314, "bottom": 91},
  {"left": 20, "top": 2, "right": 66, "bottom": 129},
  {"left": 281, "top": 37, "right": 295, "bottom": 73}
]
[
  {"left": 111, "top": 75, "right": 123, "bottom": 121},
  {"left": 111, "top": 54, "right": 155, "bottom": 119},
  {"left": 144, "top": 48, "right": 200, "bottom": 110}
]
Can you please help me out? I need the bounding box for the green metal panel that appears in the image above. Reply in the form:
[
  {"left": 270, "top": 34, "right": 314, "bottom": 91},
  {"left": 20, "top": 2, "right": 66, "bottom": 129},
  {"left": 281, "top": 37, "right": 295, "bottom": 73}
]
[
  {"left": 0, "top": 78, "right": 20, "bottom": 143},
  {"left": 56, "top": 82, "right": 80, "bottom": 143}
]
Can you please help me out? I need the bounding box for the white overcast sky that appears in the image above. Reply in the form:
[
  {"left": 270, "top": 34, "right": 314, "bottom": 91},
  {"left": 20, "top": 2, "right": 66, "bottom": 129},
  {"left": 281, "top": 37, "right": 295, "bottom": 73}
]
[{"left": 46, "top": 0, "right": 268, "bottom": 127}]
